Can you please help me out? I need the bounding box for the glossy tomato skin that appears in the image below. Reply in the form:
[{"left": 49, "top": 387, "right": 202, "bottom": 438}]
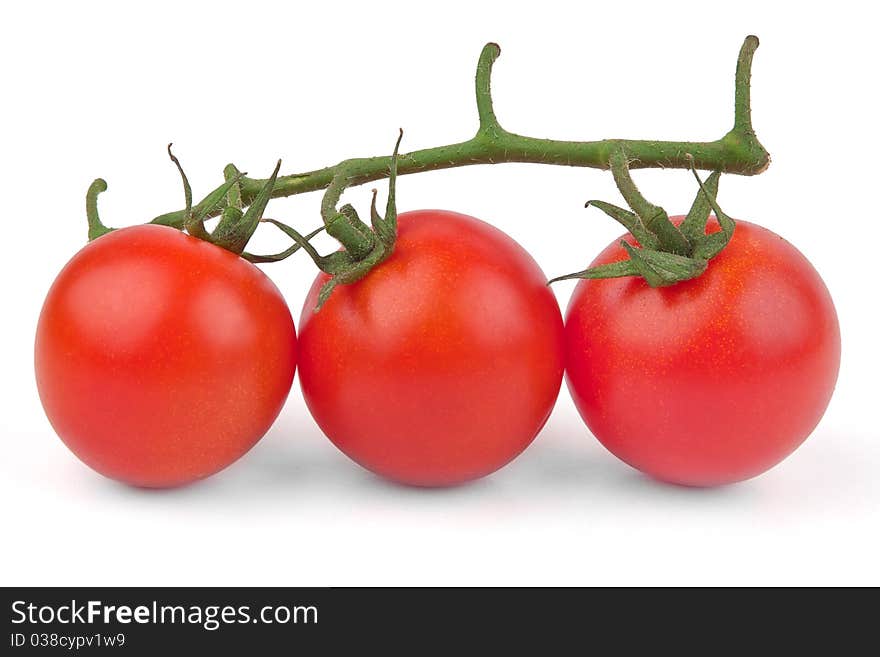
[
  {"left": 298, "top": 210, "right": 565, "bottom": 487},
  {"left": 35, "top": 225, "right": 297, "bottom": 488},
  {"left": 564, "top": 217, "right": 840, "bottom": 486}
]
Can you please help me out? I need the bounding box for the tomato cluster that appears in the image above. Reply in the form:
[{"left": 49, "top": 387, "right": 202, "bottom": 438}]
[{"left": 35, "top": 209, "right": 840, "bottom": 489}]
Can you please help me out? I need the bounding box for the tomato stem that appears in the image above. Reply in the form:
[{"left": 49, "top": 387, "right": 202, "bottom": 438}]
[
  {"left": 85, "top": 179, "right": 112, "bottom": 241},
  {"left": 90, "top": 36, "right": 769, "bottom": 297},
  {"left": 147, "top": 36, "right": 767, "bottom": 234}
]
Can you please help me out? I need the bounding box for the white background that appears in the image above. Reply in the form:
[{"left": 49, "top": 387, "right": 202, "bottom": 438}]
[{"left": 2, "top": 1, "right": 877, "bottom": 586}]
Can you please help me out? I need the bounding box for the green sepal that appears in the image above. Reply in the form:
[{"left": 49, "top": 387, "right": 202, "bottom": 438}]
[
  {"left": 223, "top": 164, "right": 244, "bottom": 210},
  {"left": 316, "top": 279, "right": 340, "bottom": 310},
  {"left": 195, "top": 174, "right": 246, "bottom": 223},
  {"left": 547, "top": 258, "right": 640, "bottom": 284},
  {"left": 242, "top": 224, "right": 325, "bottom": 263},
  {"left": 643, "top": 207, "right": 692, "bottom": 256},
  {"left": 212, "top": 160, "right": 281, "bottom": 254},
  {"left": 585, "top": 200, "right": 659, "bottom": 250},
  {"left": 549, "top": 242, "right": 707, "bottom": 287},
  {"left": 313, "top": 236, "right": 392, "bottom": 311},
  {"left": 167, "top": 145, "right": 192, "bottom": 214},
  {"left": 621, "top": 242, "right": 707, "bottom": 287},
  {"left": 166, "top": 144, "right": 210, "bottom": 240},
  {"left": 366, "top": 130, "right": 404, "bottom": 248},
  {"left": 369, "top": 189, "right": 392, "bottom": 245},
  {"left": 211, "top": 206, "right": 244, "bottom": 244},
  {"left": 679, "top": 170, "right": 721, "bottom": 243},
  {"left": 327, "top": 206, "right": 376, "bottom": 261},
  {"left": 320, "top": 251, "right": 357, "bottom": 275},
  {"left": 260, "top": 218, "right": 354, "bottom": 275},
  {"left": 338, "top": 203, "right": 361, "bottom": 224},
  {"left": 383, "top": 129, "right": 403, "bottom": 241},
  {"left": 687, "top": 167, "right": 736, "bottom": 260}
]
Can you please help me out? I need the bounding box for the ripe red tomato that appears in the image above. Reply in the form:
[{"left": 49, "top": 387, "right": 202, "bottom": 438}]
[
  {"left": 564, "top": 217, "right": 840, "bottom": 486},
  {"left": 35, "top": 225, "right": 297, "bottom": 488},
  {"left": 298, "top": 210, "right": 565, "bottom": 487}
]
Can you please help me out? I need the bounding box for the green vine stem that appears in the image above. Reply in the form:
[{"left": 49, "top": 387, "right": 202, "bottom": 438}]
[
  {"left": 88, "top": 36, "right": 767, "bottom": 302},
  {"left": 148, "top": 36, "right": 767, "bottom": 235}
]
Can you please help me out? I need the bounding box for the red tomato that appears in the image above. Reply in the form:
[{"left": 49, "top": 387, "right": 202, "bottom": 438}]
[
  {"left": 298, "top": 210, "right": 565, "bottom": 487},
  {"left": 564, "top": 217, "right": 840, "bottom": 486},
  {"left": 35, "top": 225, "right": 297, "bottom": 487}
]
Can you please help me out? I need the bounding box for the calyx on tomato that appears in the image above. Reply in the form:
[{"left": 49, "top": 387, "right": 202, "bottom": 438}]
[
  {"left": 85, "top": 146, "right": 324, "bottom": 264},
  {"left": 550, "top": 152, "right": 736, "bottom": 287},
  {"left": 264, "top": 130, "right": 404, "bottom": 309}
]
